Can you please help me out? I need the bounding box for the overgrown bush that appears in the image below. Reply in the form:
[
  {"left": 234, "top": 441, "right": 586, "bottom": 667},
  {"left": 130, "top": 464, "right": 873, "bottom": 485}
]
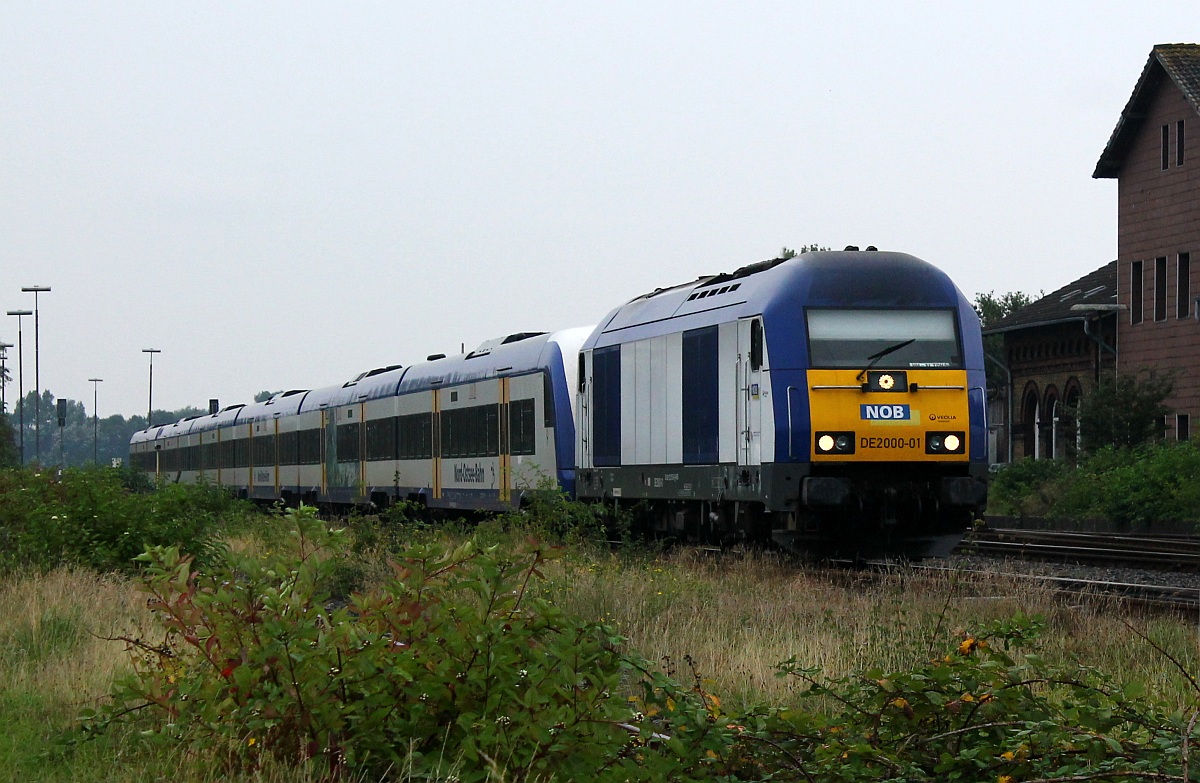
[
  {"left": 92, "top": 507, "right": 722, "bottom": 781},
  {"left": 0, "top": 467, "right": 251, "bottom": 573},
  {"left": 986, "top": 457, "right": 1070, "bottom": 516},
  {"left": 92, "top": 509, "right": 1200, "bottom": 781},
  {"left": 989, "top": 442, "right": 1200, "bottom": 526}
]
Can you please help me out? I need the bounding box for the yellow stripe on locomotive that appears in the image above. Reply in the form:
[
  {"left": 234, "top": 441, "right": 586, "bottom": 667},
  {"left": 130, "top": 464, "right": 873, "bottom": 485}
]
[{"left": 807, "top": 368, "right": 970, "bottom": 462}]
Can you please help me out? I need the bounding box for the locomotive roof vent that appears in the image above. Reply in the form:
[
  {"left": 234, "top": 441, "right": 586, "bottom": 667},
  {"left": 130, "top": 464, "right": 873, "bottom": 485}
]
[
  {"left": 427, "top": 353, "right": 447, "bottom": 361},
  {"left": 687, "top": 282, "right": 741, "bottom": 301}
]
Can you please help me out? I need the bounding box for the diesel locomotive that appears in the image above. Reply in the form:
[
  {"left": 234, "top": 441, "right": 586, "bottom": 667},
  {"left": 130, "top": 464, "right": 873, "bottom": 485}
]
[{"left": 130, "top": 248, "right": 988, "bottom": 552}]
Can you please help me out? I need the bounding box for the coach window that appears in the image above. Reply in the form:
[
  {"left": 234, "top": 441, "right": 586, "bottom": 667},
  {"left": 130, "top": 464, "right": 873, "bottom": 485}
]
[{"left": 510, "top": 399, "right": 536, "bottom": 455}]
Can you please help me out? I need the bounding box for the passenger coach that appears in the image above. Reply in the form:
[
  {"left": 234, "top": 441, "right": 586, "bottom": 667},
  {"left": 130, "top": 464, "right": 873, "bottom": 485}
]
[{"left": 131, "top": 329, "right": 589, "bottom": 510}]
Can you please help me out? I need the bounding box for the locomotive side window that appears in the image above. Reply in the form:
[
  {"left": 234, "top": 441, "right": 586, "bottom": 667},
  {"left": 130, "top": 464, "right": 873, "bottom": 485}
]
[
  {"left": 750, "top": 318, "right": 763, "bottom": 371},
  {"left": 806, "top": 309, "right": 961, "bottom": 369}
]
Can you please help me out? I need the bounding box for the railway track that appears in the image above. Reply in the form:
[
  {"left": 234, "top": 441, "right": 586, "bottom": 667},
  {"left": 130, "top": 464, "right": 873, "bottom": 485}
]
[
  {"left": 905, "top": 563, "right": 1200, "bottom": 612},
  {"left": 956, "top": 527, "right": 1200, "bottom": 571}
]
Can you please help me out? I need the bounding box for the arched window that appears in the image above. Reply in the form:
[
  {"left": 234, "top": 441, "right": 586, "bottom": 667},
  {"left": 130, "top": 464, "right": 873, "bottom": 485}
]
[
  {"left": 1042, "top": 386, "right": 1060, "bottom": 459},
  {"left": 1020, "top": 382, "right": 1040, "bottom": 459},
  {"left": 1062, "top": 378, "right": 1083, "bottom": 460}
]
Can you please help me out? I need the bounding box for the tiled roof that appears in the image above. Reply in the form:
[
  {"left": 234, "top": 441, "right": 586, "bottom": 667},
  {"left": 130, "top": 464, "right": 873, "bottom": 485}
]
[
  {"left": 1095, "top": 43, "right": 1200, "bottom": 178},
  {"left": 983, "top": 261, "right": 1117, "bottom": 334}
]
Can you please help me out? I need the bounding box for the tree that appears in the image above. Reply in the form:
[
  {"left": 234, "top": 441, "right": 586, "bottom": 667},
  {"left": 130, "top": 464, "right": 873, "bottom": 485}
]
[
  {"left": 0, "top": 413, "right": 16, "bottom": 467},
  {"left": 973, "top": 290, "right": 1038, "bottom": 391},
  {"left": 254, "top": 390, "right": 282, "bottom": 403},
  {"left": 1074, "top": 370, "right": 1173, "bottom": 453},
  {"left": 780, "top": 245, "right": 831, "bottom": 259}
]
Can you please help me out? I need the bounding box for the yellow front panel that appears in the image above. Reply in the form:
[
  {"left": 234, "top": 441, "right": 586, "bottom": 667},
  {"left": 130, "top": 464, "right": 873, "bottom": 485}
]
[{"left": 807, "top": 369, "right": 970, "bottom": 462}]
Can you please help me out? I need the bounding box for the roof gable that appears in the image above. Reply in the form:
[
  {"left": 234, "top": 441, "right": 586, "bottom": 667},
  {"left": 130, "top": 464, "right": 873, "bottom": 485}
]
[
  {"left": 1094, "top": 43, "right": 1200, "bottom": 179},
  {"left": 983, "top": 261, "right": 1117, "bottom": 335}
]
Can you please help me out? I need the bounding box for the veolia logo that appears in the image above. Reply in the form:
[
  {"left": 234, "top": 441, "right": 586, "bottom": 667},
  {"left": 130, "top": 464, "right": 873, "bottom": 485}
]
[{"left": 860, "top": 404, "right": 911, "bottom": 421}]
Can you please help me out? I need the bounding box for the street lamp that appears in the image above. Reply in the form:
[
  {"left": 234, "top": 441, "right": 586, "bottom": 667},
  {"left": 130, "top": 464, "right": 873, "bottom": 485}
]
[
  {"left": 21, "top": 286, "right": 50, "bottom": 463},
  {"left": 143, "top": 349, "right": 161, "bottom": 428},
  {"left": 89, "top": 378, "right": 103, "bottom": 464},
  {"left": 6, "top": 309, "right": 31, "bottom": 465},
  {"left": 0, "top": 341, "right": 11, "bottom": 417}
]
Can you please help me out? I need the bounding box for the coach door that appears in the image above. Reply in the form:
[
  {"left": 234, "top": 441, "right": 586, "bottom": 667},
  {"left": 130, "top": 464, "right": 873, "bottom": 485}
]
[{"left": 736, "top": 317, "right": 765, "bottom": 467}]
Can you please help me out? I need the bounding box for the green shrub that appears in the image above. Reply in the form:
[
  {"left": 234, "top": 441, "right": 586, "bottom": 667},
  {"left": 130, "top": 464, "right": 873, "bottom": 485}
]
[
  {"left": 732, "top": 615, "right": 1198, "bottom": 781},
  {"left": 986, "top": 458, "right": 1069, "bottom": 516},
  {"left": 90, "top": 509, "right": 1200, "bottom": 782},
  {"left": 991, "top": 443, "right": 1200, "bottom": 526},
  {"left": 92, "top": 507, "right": 713, "bottom": 781},
  {"left": 0, "top": 467, "right": 251, "bottom": 574}
]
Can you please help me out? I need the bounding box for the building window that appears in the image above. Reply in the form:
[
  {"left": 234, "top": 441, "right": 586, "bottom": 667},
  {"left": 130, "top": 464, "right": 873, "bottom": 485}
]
[
  {"left": 1178, "top": 253, "right": 1191, "bottom": 319},
  {"left": 1178, "top": 414, "right": 1190, "bottom": 441},
  {"left": 1130, "top": 260, "right": 1143, "bottom": 324},
  {"left": 1178, "top": 120, "right": 1186, "bottom": 166},
  {"left": 1162, "top": 124, "right": 1171, "bottom": 170},
  {"left": 1155, "top": 256, "right": 1167, "bottom": 321}
]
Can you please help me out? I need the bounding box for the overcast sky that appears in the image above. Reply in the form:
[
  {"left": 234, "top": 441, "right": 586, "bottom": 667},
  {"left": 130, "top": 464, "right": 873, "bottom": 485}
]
[{"left": 0, "top": 3, "right": 1191, "bottom": 419}]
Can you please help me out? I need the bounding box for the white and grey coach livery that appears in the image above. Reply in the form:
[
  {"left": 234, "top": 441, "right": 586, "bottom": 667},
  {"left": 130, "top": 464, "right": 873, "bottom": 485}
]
[{"left": 131, "top": 328, "right": 590, "bottom": 510}]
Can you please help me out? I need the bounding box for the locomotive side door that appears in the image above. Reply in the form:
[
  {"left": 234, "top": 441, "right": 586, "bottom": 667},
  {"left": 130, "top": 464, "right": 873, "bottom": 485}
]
[{"left": 736, "top": 317, "right": 765, "bottom": 467}]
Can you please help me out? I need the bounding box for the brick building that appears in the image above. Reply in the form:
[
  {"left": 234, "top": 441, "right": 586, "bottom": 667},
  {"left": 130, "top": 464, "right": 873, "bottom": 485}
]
[
  {"left": 985, "top": 43, "right": 1200, "bottom": 463},
  {"left": 983, "top": 262, "right": 1118, "bottom": 462},
  {"left": 1095, "top": 43, "right": 1200, "bottom": 442}
]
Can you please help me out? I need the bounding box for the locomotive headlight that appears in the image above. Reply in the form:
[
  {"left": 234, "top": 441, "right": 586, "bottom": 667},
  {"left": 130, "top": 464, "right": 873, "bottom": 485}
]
[
  {"left": 815, "top": 431, "right": 855, "bottom": 455},
  {"left": 925, "top": 431, "right": 966, "bottom": 455}
]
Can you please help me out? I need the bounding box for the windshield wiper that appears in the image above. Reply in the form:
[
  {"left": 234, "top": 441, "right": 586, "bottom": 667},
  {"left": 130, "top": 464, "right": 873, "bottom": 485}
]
[{"left": 856, "top": 338, "right": 916, "bottom": 382}]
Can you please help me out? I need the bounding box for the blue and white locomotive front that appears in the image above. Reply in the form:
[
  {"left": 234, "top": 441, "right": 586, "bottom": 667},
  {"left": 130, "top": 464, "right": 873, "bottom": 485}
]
[{"left": 574, "top": 249, "right": 988, "bottom": 546}]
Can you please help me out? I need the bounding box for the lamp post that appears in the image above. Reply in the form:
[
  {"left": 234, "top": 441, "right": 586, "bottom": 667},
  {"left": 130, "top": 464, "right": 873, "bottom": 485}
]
[
  {"left": 6, "top": 309, "right": 31, "bottom": 465},
  {"left": 143, "top": 349, "right": 161, "bottom": 429},
  {"left": 21, "top": 286, "right": 50, "bottom": 463},
  {"left": 89, "top": 378, "right": 103, "bottom": 464},
  {"left": 0, "top": 341, "right": 11, "bottom": 417}
]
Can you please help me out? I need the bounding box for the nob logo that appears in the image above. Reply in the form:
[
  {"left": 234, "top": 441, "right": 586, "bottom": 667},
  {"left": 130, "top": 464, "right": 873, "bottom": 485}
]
[{"left": 860, "top": 404, "right": 910, "bottom": 421}]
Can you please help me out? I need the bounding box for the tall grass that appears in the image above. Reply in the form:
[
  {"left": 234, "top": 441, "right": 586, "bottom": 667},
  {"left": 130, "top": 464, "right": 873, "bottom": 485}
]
[
  {"left": 3, "top": 529, "right": 1199, "bottom": 781},
  {"left": 544, "top": 547, "right": 1200, "bottom": 712}
]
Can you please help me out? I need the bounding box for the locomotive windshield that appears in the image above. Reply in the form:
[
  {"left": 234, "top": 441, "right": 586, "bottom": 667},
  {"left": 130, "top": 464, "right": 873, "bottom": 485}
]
[{"left": 806, "top": 309, "right": 962, "bottom": 369}]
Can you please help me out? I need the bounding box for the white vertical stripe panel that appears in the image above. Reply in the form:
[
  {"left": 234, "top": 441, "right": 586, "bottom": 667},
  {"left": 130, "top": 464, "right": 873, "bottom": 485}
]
[
  {"left": 634, "top": 339, "right": 652, "bottom": 464},
  {"left": 650, "top": 336, "right": 668, "bottom": 463},
  {"left": 666, "top": 332, "right": 684, "bottom": 464},
  {"left": 621, "top": 344, "right": 637, "bottom": 465},
  {"left": 761, "top": 369, "right": 776, "bottom": 463},
  {"left": 718, "top": 322, "right": 739, "bottom": 464}
]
